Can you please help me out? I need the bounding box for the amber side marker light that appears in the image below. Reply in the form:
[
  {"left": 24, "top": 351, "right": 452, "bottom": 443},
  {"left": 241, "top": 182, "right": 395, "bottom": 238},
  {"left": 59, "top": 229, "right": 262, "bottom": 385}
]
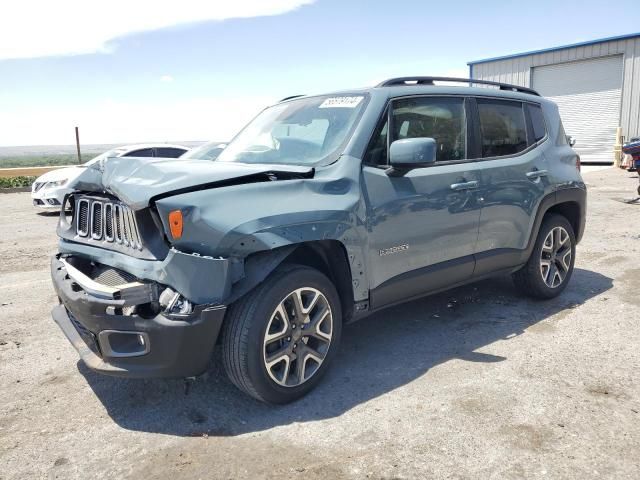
[{"left": 168, "top": 210, "right": 183, "bottom": 239}]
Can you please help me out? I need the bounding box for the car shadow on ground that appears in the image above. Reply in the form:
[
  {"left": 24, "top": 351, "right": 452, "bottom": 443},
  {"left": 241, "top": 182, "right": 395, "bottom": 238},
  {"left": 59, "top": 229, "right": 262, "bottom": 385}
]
[
  {"left": 36, "top": 211, "right": 60, "bottom": 217},
  {"left": 79, "top": 268, "right": 612, "bottom": 437}
]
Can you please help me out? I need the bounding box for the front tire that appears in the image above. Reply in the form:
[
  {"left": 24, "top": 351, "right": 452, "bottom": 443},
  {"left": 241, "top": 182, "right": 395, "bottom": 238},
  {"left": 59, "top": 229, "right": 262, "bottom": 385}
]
[
  {"left": 513, "top": 214, "right": 576, "bottom": 299},
  {"left": 221, "top": 265, "right": 342, "bottom": 404}
]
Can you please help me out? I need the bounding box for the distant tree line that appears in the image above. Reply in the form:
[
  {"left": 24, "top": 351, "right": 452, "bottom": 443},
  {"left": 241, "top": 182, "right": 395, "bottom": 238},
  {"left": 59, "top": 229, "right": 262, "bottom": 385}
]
[{"left": 0, "top": 153, "right": 97, "bottom": 168}]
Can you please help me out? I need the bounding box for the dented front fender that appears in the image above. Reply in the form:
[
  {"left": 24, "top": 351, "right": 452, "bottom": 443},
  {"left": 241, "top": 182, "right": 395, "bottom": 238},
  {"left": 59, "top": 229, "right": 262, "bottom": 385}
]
[{"left": 154, "top": 157, "right": 370, "bottom": 301}]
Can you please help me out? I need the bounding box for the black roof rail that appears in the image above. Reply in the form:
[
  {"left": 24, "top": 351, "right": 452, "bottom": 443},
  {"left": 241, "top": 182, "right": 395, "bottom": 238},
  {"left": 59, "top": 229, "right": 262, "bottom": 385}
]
[
  {"left": 279, "top": 94, "right": 305, "bottom": 102},
  {"left": 376, "top": 76, "right": 540, "bottom": 96}
]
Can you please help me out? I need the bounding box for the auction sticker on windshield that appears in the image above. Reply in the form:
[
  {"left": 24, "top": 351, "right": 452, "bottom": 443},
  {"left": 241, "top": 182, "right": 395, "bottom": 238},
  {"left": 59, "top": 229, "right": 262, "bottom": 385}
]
[{"left": 319, "top": 96, "right": 364, "bottom": 108}]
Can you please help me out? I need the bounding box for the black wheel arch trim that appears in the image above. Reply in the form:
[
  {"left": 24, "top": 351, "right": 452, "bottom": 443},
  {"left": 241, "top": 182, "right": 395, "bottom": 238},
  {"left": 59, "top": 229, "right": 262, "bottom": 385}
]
[{"left": 525, "top": 186, "right": 586, "bottom": 255}]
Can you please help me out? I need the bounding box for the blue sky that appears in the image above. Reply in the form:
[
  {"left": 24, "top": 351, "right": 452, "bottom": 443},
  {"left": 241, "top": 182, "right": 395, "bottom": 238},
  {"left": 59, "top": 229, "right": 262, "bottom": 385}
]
[{"left": 1, "top": 0, "right": 639, "bottom": 146}]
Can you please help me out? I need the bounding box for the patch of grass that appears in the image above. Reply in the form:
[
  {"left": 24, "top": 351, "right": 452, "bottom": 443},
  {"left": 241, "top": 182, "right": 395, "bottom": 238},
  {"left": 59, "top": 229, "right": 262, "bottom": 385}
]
[
  {"left": 0, "top": 154, "right": 95, "bottom": 168},
  {"left": 0, "top": 176, "right": 37, "bottom": 188}
]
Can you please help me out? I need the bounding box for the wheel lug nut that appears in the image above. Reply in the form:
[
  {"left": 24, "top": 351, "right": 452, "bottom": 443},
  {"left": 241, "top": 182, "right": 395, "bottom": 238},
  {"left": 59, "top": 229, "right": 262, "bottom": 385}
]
[
  {"left": 292, "top": 324, "right": 296, "bottom": 329},
  {"left": 287, "top": 337, "right": 291, "bottom": 341},
  {"left": 293, "top": 343, "right": 297, "bottom": 349}
]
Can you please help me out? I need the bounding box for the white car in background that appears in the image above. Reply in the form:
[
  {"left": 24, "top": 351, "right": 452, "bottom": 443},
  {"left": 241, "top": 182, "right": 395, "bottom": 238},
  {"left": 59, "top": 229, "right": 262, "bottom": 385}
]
[{"left": 31, "top": 144, "right": 189, "bottom": 210}]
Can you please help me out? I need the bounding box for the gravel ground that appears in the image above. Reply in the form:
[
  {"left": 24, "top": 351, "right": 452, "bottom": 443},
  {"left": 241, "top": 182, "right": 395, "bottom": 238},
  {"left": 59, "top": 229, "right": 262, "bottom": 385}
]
[{"left": 0, "top": 167, "right": 639, "bottom": 479}]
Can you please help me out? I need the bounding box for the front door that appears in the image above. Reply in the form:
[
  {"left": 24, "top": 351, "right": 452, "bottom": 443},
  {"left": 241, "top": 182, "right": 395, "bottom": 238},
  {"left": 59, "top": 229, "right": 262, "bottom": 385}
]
[{"left": 361, "top": 95, "right": 483, "bottom": 308}]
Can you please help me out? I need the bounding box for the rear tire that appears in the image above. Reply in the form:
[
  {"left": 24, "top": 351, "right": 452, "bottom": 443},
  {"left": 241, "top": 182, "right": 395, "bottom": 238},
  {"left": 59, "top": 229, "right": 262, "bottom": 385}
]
[
  {"left": 221, "top": 264, "right": 342, "bottom": 404},
  {"left": 513, "top": 214, "right": 576, "bottom": 299}
]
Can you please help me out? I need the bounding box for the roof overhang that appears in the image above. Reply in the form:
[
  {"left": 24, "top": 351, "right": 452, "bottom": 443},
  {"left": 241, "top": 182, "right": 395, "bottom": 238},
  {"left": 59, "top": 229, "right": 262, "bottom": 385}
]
[{"left": 468, "top": 32, "right": 640, "bottom": 66}]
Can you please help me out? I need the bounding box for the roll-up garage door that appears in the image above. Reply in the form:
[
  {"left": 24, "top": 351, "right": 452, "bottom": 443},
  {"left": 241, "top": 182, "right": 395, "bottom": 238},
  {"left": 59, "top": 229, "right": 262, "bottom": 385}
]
[{"left": 532, "top": 55, "right": 623, "bottom": 162}]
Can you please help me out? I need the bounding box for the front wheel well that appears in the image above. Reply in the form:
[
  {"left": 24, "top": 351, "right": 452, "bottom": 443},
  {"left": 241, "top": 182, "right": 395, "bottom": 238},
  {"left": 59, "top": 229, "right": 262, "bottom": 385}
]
[{"left": 282, "top": 241, "right": 355, "bottom": 322}]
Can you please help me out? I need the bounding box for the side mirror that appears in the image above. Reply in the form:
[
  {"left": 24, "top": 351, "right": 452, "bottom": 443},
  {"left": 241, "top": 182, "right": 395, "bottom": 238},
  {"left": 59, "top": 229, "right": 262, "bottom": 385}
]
[
  {"left": 567, "top": 135, "right": 576, "bottom": 147},
  {"left": 387, "top": 138, "right": 437, "bottom": 176}
]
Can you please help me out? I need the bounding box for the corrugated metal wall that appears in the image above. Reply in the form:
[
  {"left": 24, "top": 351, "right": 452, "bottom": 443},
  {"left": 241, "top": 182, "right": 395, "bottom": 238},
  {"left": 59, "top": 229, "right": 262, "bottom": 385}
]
[{"left": 471, "top": 36, "right": 640, "bottom": 139}]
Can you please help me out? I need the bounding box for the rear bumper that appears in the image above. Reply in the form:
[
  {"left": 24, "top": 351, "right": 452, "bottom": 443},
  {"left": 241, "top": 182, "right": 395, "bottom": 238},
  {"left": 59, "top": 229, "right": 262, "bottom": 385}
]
[{"left": 51, "top": 256, "right": 226, "bottom": 378}]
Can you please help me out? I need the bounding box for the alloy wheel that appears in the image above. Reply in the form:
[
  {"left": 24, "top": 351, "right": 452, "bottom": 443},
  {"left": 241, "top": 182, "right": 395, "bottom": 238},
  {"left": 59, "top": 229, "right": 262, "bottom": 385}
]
[
  {"left": 262, "top": 287, "right": 333, "bottom": 387},
  {"left": 540, "top": 226, "right": 572, "bottom": 288}
]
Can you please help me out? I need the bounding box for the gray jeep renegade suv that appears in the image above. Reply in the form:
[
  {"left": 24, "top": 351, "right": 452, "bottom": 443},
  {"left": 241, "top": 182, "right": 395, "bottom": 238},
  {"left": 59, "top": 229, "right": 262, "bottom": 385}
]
[{"left": 51, "top": 77, "right": 586, "bottom": 404}]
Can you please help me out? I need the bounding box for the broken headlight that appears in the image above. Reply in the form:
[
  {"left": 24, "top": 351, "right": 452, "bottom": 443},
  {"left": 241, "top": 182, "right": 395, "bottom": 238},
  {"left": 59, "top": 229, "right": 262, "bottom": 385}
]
[{"left": 159, "top": 287, "right": 193, "bottom": 316}]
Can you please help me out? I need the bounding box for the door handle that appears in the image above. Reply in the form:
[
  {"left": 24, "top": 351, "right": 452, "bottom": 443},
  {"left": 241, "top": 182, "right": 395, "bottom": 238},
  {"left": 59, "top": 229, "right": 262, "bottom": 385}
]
[
  {"left": 450, "top": 180, "right": 479, "bottom": 191},
  {"left": 526, "top": 169, "right": 548, "bottom": 179}
]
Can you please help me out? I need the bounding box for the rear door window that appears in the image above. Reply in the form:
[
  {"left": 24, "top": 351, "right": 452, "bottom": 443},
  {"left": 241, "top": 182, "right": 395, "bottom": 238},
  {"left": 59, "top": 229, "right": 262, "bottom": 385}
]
[{"left": 477, "top": 99, "right": 528, "bottom": 157}]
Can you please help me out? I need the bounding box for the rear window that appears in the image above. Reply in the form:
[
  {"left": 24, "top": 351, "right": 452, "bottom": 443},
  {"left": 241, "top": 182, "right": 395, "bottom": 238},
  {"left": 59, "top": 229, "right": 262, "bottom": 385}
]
[
  {"left": 528, "top": 104, "right": 547, "bottom": 143},
  {"left": 124, "top": 148, "right": 154, "bottom": 157},
  {"left": 156, "top": 147, "right": 186, "bottom": 158},
  {"left": 477, "top": 99, "right": 528, "bottom": 157}
]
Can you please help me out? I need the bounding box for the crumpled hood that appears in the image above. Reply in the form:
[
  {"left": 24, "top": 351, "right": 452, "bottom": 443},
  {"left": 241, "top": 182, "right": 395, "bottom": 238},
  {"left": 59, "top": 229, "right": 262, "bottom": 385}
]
[{"left": 67, "top": 156, "right": 314, "bottom": 210}]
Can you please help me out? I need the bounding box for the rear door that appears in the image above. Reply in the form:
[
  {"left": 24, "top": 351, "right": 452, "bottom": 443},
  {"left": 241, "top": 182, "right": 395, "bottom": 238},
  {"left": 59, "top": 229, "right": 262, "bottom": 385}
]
[
  {"left": 472, "top": 98, "right": 552, "bottom": 275},
  {"left": 362, "top": 95, "right": 484, "bottom": 308}
]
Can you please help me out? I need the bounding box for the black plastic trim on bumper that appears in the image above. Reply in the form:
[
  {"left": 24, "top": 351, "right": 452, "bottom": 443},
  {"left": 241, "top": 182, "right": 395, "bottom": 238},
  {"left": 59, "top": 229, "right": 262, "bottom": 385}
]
[{"left": 51, "top": 256, "right": 226, "bottom": 378}]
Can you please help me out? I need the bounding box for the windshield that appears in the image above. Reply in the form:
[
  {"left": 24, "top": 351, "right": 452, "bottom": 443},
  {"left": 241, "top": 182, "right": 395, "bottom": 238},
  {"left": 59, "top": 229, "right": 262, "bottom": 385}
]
[
  {"left": 198, "top": 94, "right": 367, "bottom": 166},
  {"left": 85, "top": 148, "right": 126, "bottom": 166}
]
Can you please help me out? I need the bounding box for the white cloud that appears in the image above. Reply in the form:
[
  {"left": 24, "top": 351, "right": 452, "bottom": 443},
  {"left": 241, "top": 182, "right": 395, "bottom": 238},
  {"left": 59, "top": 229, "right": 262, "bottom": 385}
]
[
  {"left": 0, "top": 96, "right": 275, "bottom": 145},
  {"left": 0, "top": 0, "right": 315, "bottom": 60},
  {"left": 160, "top": 75, "right": 174, "bottom": 83}
]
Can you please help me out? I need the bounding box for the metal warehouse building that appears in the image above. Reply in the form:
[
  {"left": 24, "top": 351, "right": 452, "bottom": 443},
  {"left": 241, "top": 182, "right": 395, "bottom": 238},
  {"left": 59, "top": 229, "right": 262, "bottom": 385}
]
[{"left": 468, "top": 33, "right": 640, "bottom": 162}]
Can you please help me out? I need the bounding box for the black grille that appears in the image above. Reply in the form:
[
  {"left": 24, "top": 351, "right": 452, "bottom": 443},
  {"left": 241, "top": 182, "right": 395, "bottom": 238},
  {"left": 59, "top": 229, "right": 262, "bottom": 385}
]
[
  {"left": 91, "top": 264, "right": 137, "bottom": 286},
  {"left": 74, "top": 196, "right": 142, "bottom": 250}
]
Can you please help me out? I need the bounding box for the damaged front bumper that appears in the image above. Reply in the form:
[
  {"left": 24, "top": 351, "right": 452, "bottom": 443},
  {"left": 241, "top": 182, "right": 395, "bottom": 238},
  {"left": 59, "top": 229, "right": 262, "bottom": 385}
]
[
  {"left": 58, "top": 239, "right": 232, "bottom": 304},
  {"left": 51, "top": 254, "right": 227, "bottom": 378}
]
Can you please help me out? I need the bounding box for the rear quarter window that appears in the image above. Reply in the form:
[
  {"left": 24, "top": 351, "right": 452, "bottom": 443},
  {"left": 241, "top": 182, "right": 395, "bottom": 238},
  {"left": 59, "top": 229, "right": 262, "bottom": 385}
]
[{"left": 527, "top": 104, "right": 547, "bottom": 143}]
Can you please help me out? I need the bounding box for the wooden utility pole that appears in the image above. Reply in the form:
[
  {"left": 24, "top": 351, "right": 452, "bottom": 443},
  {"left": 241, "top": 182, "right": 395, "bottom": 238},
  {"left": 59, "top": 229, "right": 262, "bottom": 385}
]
[{"left": 75, "top": 126, "right": 81, "bottom": 164}]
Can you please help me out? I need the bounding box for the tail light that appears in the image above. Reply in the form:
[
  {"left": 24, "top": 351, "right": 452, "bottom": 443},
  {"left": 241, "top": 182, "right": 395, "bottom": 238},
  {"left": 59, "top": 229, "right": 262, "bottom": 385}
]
[{"left": 576, "top": 155, "right": 581, "bottom": 172}]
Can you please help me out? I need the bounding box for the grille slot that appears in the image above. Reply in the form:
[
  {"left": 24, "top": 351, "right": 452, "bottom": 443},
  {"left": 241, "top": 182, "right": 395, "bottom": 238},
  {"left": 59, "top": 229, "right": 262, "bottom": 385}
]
[
  {"left": 91, "top": 202, "right": 103, "bottom": 239},
  {"left": 77, "top": 199, "right": 89, "bottom": 236},
  {"left": 104, "top": 203, "right": 114, "bottom": 241},
  {"left": 74, "top": 196, "right": 142, "bottom": 251}
]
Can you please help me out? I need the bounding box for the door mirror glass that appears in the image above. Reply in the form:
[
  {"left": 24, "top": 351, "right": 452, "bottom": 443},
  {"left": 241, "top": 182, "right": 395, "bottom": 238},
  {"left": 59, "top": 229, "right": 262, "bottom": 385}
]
[{"left": 389, "top": 137, "right": 437, "bottom": 170}]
